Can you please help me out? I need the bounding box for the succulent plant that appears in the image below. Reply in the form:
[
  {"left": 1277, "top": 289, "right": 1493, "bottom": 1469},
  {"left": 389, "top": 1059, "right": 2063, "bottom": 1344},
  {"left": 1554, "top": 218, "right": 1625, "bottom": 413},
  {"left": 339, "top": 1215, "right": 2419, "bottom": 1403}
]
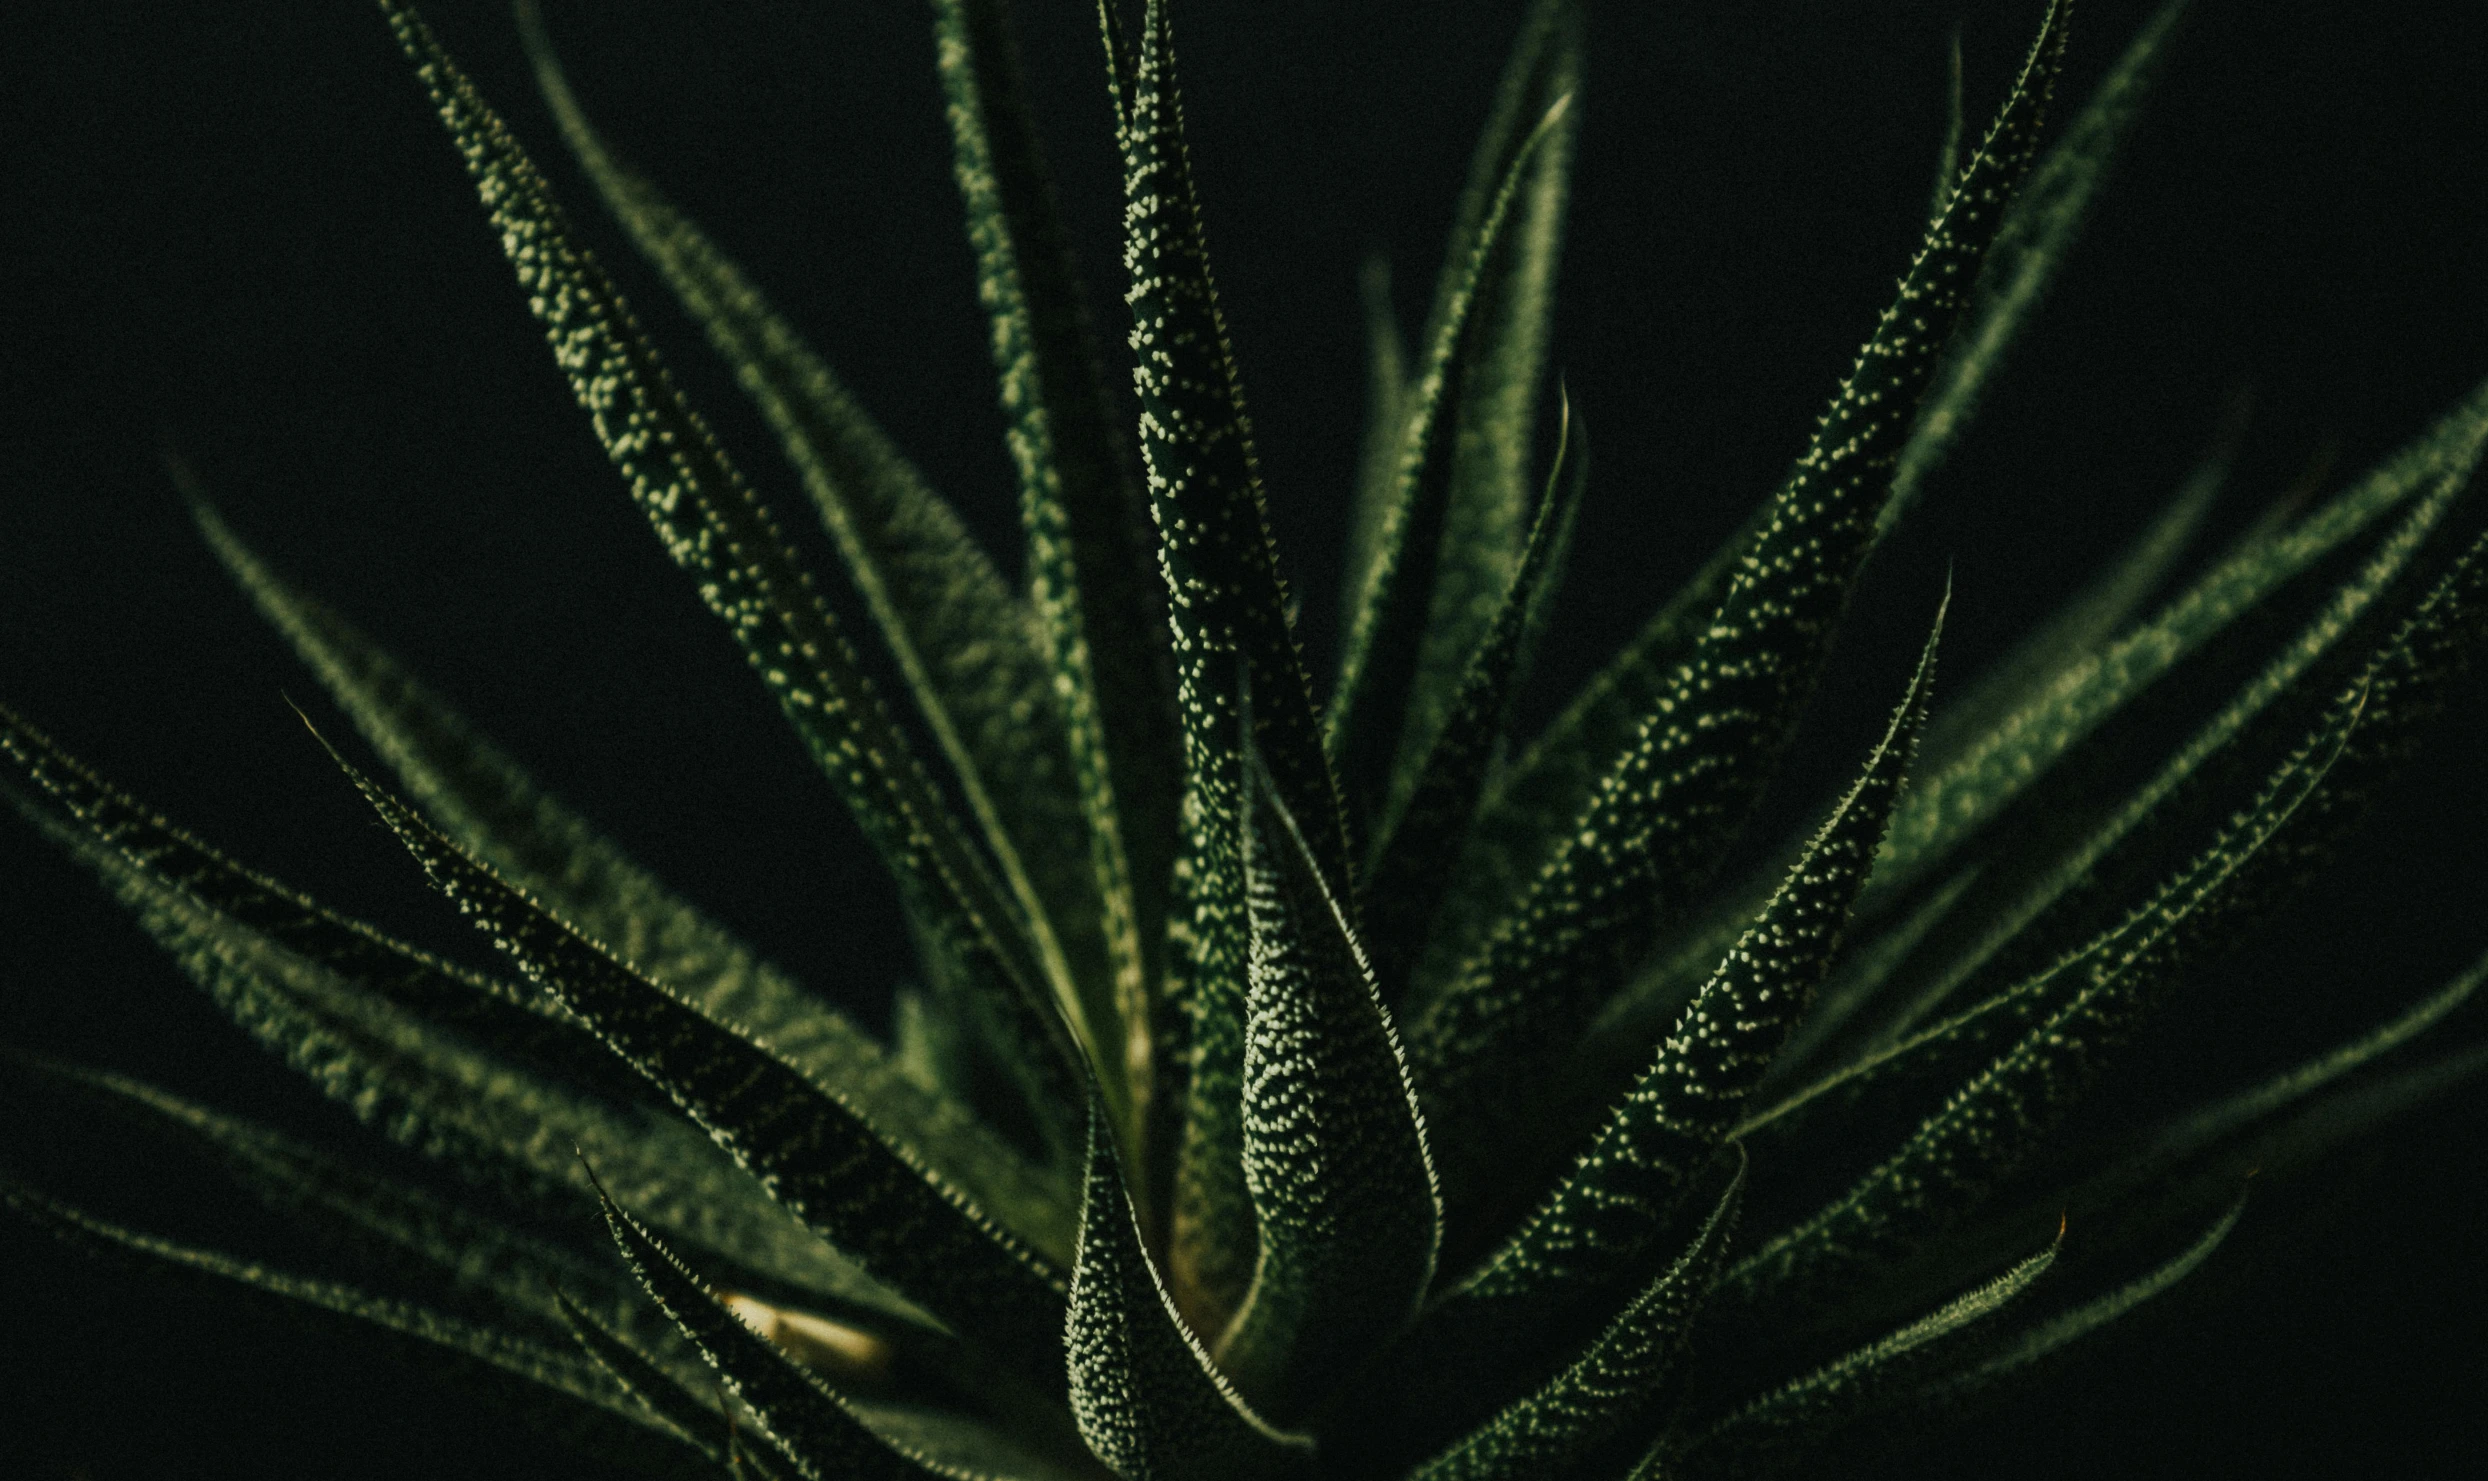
[{"left": 5, "top": 0, "right": 2485, "bottom": 1477}]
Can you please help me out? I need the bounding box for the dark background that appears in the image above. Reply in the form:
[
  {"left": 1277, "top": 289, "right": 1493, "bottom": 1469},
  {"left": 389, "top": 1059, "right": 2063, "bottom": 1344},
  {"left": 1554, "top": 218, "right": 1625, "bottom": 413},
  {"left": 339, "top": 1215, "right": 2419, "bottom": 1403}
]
[{"left": 4, "top": 0, "right": 2485, "bottom": 1474}]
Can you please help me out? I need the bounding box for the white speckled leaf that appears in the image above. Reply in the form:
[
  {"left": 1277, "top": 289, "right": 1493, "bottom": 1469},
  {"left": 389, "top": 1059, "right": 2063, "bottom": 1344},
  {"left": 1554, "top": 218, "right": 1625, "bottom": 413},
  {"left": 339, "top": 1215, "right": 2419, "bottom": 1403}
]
[
  {"left": 1405, "top": 1155, "right": 1741, "bottom": 1481},
  {"left": 593, "top": 1186, "right": 953, "bottom": 1481},
  {"left": 1418, "top": 603, "right": 1940, "bottom": 1354},
  {"left": 1214, "top": 752, "right": 1440, "bottom": 1420},
  {"left": 330, "top": 745, "right": 1071, "bottom": 1381},
  {"left": 1328, "top": 1, "right": 1580, "bottom": 836},
  {"left": 1402, "top": 4, "right": 2071, "bottom": 1157},
  {"left": 1113, "top": 0, "right": 1350, "bottom": 1325},
  {"left": 1064, "top": 1111, "right": 1311, "bottom": 1481},
  {"left": 927, "top": 0, "right": 1183, "bottom": 1154},
  {"left": 377, "top": 3, "right": 1080, "bottom": 1147},
  {"left": 1730, "top": 673, "right": 2368, "bottom": 1305},
  {"left": 191, "top": 501, "right": 1075, "bottom": 1253},
  {"left": 1360, "top": 404, "right": 1584, "bottom": 1000}
]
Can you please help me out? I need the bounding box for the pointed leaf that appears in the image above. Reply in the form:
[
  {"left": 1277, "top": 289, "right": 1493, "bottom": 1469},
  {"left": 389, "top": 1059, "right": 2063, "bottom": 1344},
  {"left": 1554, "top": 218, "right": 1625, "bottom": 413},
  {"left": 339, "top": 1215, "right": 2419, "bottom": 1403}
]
[
  {"left": 1879, "top": 373, "right": 2488, "bottom": 892},
  {"left": 1115, "top": 0, "right": 1350, "bottom": 1321},
  {"left": 328, "top": 745, "right": 1070, "bottom": 1379},
  {"left": 190, "top": 502, "right": 1073, "bottom": 1243},
  {"left": 375, "top": 2, "right": 1079, "bottom": 1121},
  {"left": 1341, "top": 253, "right": 1410, "bottom": 638},
  {"left": 0, "top": 1177, "right": 671, "bottom": 1442},
  {"left": 592, "top": 1184, "right": 943, "bottom": 1481},
  {"left": 1406, "top": 1155, "right": 1742, "bottom": 1481},
  {"left": 1427, "top": 604, "right": 1941, "bottom": 1342},
  {"left": 926, "top": 0, "right": 1184, "bottom": 1146},
  {"left": 0, "top": 701, "right": 581, "bottom": 1073},
  {"left": 1730, "top": 675, "right": 2367, "bottom": 1304},
  {"left": 0, "top": 1047, "right": 665, "bottom": 1346},
  {"left": 1329, "top": 13, "right": 1580, "bottom": 828},
  {"left": 1749, "top": 455, "right": 2488, "bottom": 1140},
  {"left": 1213, "top": 753, "right": 1440, "bottom": 1420},
  {"left": 1419, "top": 1, "right": 2072, "bottom": 1000},
  {"left": 518, "top": 5, "right": 1132, "bottom": 1129},
  {"left": 1925, "top": 28, "right": 1966, "bottom": 225},
  {"left": 2136, "top": 947, "right": 2488, "bottom": 1174},
  {"left": 1886, "top": 0, "right": 2199, "bottom": 522},
  {"left": 1407, "top": 0, "right": 1583, "bottom": 780},
  {"left": 1, "top": 709, "right": 975, "bottom": 1313},
  {"left": 1907, "top": 1194, "right": 2241, "bottom": 1411},
  {"left": 1064, "top": 1113, "right": 1311, "bottom": 1481},
  {"left": 1699, "top": 1235, "right": 2059, "bottom": 1452},
  {"left": 554, "top": 1289, "right": 747, "bottom": 1468},
  {"left": 1404, "top": 4, "right": 2071, "bottom": 1138},
  {"left": 1360, "top": 401, "right": 1581, "bottom": 999},
  {"left": 1915, "top": 400, "right": 2236, "bottom": 773}
]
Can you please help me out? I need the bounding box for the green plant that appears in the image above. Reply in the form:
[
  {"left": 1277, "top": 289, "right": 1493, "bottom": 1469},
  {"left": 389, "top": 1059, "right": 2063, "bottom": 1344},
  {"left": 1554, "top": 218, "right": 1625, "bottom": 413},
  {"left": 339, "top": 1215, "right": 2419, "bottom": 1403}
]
[{"left": 5, "top": 0, "right": 2484, "bottom": 1475}]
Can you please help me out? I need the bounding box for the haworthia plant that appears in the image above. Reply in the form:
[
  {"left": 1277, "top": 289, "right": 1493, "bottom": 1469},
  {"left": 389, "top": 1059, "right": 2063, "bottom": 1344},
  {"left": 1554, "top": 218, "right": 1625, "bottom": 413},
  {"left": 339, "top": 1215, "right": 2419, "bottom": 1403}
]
[{"left": 4, "top": 1, "right": 2483, "bottom": 1478}]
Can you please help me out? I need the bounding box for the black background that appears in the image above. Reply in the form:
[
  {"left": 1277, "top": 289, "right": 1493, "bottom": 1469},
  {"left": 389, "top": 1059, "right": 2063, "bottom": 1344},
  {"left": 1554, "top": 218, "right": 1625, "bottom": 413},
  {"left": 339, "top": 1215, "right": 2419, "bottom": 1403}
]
[{"left": 4, "top": 0, "right": 2485, "bottom": 1475}]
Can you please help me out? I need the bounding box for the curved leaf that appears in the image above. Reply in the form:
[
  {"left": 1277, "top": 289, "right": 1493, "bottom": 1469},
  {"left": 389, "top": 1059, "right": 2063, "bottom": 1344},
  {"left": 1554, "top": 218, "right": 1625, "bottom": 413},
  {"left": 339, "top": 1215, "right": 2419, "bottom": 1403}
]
[
  {"left": 1063, "top": 1112, "right": 1310, "bottom": 1481},
  {"left": 927, "top": 0, "right": 1183, "bottom": 1150},
  {"left": 1403, "top": 3, "right": 2071, "bottom": 1143},
  {"left": 1877, "top": 374, "right": 2488, "bottom": 894},
  {"left": 328, "top": 743, "right": 1070, "bottom": 1381},
  {"left": 1884, "top": 0, "right": 2198, "bottom": 524},
  {"left": 0, "top": 1177, "right": 671, "bottom": 1444},
  {"left": 517, "top": 2, "right": 1129, "bottom": 1129},
  {"left": 1359, "top": 395, "right": 1583, "bottom": 1000},
  {"left": 190, "top": 501, "right": 1074, "bottom": 1246},
  {"left": 592, "top": 1184, "right": 946, "bottom": 1481},
  {"left": 375, "top": 2, "right": 1082, "bottom": 1148},
  {"left": 1731, "top": 673, "right": 2368, "bottom": 1305},
  {"left": 1329, "top": 30, "right": 1579, "bottom": 833},
  {"left": 1696, "top": 1234, "right": 2059, "bottom": 1454},
  {"left": 1420, "top": 1, "right": 2074, "bottom": 1001},
  {"left": 1114, "top": 0, "right": 1350, "bottom": 1322},
  {"left": 1405, "top": 1155, "right": 1741, "bottom": 1481},
  {"left": 1425, "top": 601, "right": 1941, "bottom": 1346},
  {"left": 1213, "top": 752, "right": 1440, "bottom": 1420}
]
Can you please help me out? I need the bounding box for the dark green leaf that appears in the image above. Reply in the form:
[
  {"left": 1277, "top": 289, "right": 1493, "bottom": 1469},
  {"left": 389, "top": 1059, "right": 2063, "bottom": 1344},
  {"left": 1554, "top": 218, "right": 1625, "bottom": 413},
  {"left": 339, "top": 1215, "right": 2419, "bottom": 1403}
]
[
  {"left": 1, "top": 709, "right": 956, "bottom": 1316},
  {"left": 0, "top": 1047, "right": 668, "bottom": 1347},
  {"left": 553, "top": 1289, "right": 745, "bottom": 1468},
  {"left": 1886, "top": 0, "right": 2199, "bottom": 523},
  {"left": 1359, "top": 399, "right": 1584, "bottom": 1001},
  {"left": 1908, "top": 1194, "right": 2240, "bottom": 1408},
  {"left": 1925, "top": 28, "right": 1966, "bottom": 225},
  {"left": 1329, "top": 2, "right": 1580, "bottom": 832},
  {"left": 1879, "top": 374, "right": 2488, "bottom": 892},
  {"left": 376, "top": 2, "right": 1081, "bottom": 1141},
  {"left": 1729, "top": 672, "right": 2367, "bottom": 1305},
  {"left": 1913, "top": 397, "right": 2237, "bottom": 774},
  {"left": 1750, "top": 443, "right": 2488, "bottom": 1137},
  {"left": 591, "top": 1182, "right": 942, "bottom": 1481},
  {"left": 1419, "top": 1, "right": 2072, "bottom": 1004},
  {"left": 1212, "top": 752, "right": 1440, "bottom": 1420},
  {"left": 1405, "top": 1155, "right": 1741, "bottom": 1481},
  {"left": 926, "top": 0, "right": 1184, "bottom": 1153},
  {"left": 1114, "top": 0, "right": 1350, "bottom": 1322},
  {"left": 0, "top": 1176, "right": 670, "bottom": 1442},
  {"left": 1425, "top": 603, "right": 1941, "bottom": 1336},
  {"left": 519, "top": 2, "right": 1141, "bottom": 1144},
  {"left": 1696, "top": 1234, "right": 2059, "bottom": 1453},
  {"left": 1064, "top": 1112, "right": 1311, "bottom": 1481},
  {"left": 190, "top": 500, "right": 1074, "bottom": 1246},
  {"left": 328, "top": 744, "right": 1069, "bottom": 1381},
  {"left": 1341, "top": 254, "right": 1410, "bottom": 641},
  {"left": 1402, "top": 3, "right": 2071, "bottom": 1144}
]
